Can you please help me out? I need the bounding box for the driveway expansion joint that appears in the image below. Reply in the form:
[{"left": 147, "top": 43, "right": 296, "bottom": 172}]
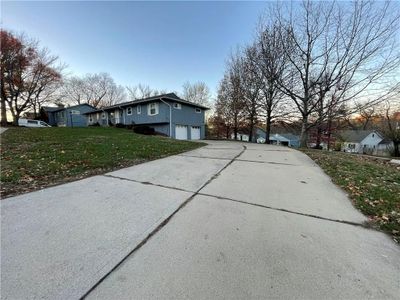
[
  {"left": 198, "top": 192, "right": 371, "bottom": 230},
  {"left": 177, "top": 155, "right": 296, "bottom": 166},
  {"left": 235, "top": 159, "right": 297, "bottom": 166},
  {"left": 102, "top": 174, "right": 195, "bottom": 194},
  {"left": 80, "top": 145, "right": 247, "bottom": 299},
  {"left": 177, "top": 154, "right": 231, "bottom": 161},
  {"left": 245, "top": 148, "right": 291, "bottom": 152}
]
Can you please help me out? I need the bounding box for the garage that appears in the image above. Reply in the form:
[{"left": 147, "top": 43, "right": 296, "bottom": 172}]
[
  {"left": 175, "top": 125, "right": 188, "bottom": 140},
  {"left": 191, "top": 126, "right": 201, "bottom": 140}
]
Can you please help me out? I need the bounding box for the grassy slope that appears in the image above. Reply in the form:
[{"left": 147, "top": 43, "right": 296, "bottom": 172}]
[
  {"left": 302, "top": 149, "right": 400, "bottom": 242},
  {"left": 1, "top": 127, "right": 205, "bottom": 198}
]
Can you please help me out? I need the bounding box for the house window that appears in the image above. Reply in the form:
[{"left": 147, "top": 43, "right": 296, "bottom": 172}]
[
  {"left": 102, "top": 112, "right": 106, "bottom": 119},
  {"left": 89, "top": 115, "right": 93, "bottom": 122},
  {"left": 372, "top": 134, "right": 375, "bottom": 138},
  {"left": 173, "top": 103, "right": 181, "bottom": 109},
  {"left": 127, "top": 107, "right": 132, "bottom": 115},
  {"left": 137, "top": 105, "right": 141, "bottom": 114},
  {"left": 148, "top": 103, "right": 159, "bottom": 116},
  {"left": 195, "top": 108, "right": 201, "bottom": 113},
  {"left": 71, "top": 110, "right": 80, "bottom": 115}
]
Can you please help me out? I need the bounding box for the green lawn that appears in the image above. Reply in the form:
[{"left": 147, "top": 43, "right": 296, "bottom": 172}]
[
  {"left": 1, "top": 127, "right": 205, "bottom": 198},
  {"left": 302, "top": 149, "right": 400, "bottom": 243}
]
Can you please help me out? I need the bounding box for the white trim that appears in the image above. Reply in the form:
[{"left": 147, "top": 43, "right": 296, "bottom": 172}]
[{"left": 148, "top": 103, "right": 159, "bottom": 116}]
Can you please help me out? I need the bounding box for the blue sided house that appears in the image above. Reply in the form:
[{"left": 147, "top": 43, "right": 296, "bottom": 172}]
[
  {"left": 84, "top": 93, "right": 209, "bottom": 140},
  {"left": 41, "top": 104, "right": 96, "bottom": 127}
]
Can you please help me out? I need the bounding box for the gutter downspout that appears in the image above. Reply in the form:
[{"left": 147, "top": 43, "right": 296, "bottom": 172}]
[
  {"left": 100, "top": 109, "right": 107, "bottom": 126},
  {"left": 118, "top": 106, "right": 125, "bottom": 125},
  {"left": 160, "top": 98, "right": 172, "bottom": 138}
]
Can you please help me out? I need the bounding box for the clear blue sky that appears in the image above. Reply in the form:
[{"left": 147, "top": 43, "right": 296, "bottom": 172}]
[{"left": 2, "top": 1, "right": 267, "bottom": 96}]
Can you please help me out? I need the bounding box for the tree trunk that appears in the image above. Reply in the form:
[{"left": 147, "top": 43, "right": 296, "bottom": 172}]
[
  {"left": 265, "top": 110, "right": 271, "bottom": 144},
  {"left": 249, "top": 121, "right": 254, "bottom": 143},
  {"left": 12, "top": 112, "right": 19, "bottom": 126},
  {"left": 234, "top": 116, "right": 238, "bottom": 140},
  {"left": 315, "top": 126, "right": 322, "bottom": 149},
  {"left": 1, "top": 98, "right": 7, "bottom": 126},
  {"left": 326, "top": 118, "right": 332, "bottom": 150},
  {"left": 394, "top": 141, "right": 399, "bottom": 157},
  {"left": 299, "top": 116, "right": 308, "bottom": 148},
  {"left": 1, "top": 84, "right": 8, "bottom": 126}
]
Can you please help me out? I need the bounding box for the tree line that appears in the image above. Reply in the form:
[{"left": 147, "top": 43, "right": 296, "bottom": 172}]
[
  {"left": 212, "top": 0, "right": 400, "bottom": 148},
  {"left": 0, "top": 30, "right": 211, "bottom": 125}
]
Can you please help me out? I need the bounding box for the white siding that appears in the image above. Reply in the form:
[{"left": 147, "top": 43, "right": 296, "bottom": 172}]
[{"left": 360, "top": 132, "right": 384, "bottom": 154}]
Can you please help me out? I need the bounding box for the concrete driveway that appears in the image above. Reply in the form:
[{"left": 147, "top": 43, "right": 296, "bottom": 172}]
[{"left": 1, "top": 141, "right": 399, "bottom": 299}]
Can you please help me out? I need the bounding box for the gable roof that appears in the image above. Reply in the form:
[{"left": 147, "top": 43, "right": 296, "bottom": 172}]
[
  {"left": 338, "top": 130, "right": 382, "bottom": 143},
  {"left": 270, "top": 133, "right": 300, "bottom": 141},
  {"left": 279, "top": 133, "right": 300, "bottom": 141},
  {"left": 42, "top": 106, "right": 62, "bottom": 113},
  {"left": 378, "top": 138, "right": 393, "bottom": 145},
  {"left": 85, "top": 93, "right": 209, "bottom": 114},
  {"left": 42, "top": 103, "right": 96, "bottom": 113}
]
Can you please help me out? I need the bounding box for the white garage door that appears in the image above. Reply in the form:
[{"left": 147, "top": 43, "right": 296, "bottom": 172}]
[
  {"left": 191, "top": 126, "right": 201, "bottom": 140},
  {"left": 175, "top": 125, "right": 188, "bottom": 140}
]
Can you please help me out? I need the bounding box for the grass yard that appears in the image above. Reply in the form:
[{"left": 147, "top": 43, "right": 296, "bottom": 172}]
[
  {"left": 302, "top": 149, "right": 400, "bottom": 243},
  {"left": 0, "top": 127, "right": 205, "bottom": 198}
]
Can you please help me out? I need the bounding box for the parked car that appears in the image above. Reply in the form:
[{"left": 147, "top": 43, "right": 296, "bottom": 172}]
[
  {"left": 18, "top": 119, "right": 51, "bottom": 128},
  {"left": 257, "top": 137, "right": 266, "bottom": 144}
]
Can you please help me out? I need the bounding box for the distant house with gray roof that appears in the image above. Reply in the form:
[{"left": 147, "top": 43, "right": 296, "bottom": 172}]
[
  {"left": 231, "top": 127, "right": 300, "bottom": 147},
  {"left": 338, "top": 130, "right": 388, "bottom": 155},
  {"left": 269, "top": 133, "right": 300, "bottom": 147},
  {"left": 41, "top": 104, "right": 96, "bottom": 127}
]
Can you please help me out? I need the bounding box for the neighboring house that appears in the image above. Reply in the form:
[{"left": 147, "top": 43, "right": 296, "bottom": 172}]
[
  {"left": 254, "top": 128, "right": 300, "bottom": 147},
  {"left": 254, "top": 127, "right": 267, "bottom": 143},
  {"left": 376, "top": 138, "right": 394, "bottom": 157},
  {"left": 269, "top": 133, "right": 300, "bottom": 148},
  {"left": 41, "top": 104, "right": 96, "bottom": 127},
  {"left": 230, "top": 132, "right": 250, "bottom": 142},
  {"left": 230, "top": 128, "right": 300, "bottom": 147},
  {"left": 231, "top": 127, "right": 266, "bottom": 143},
  {"left": 84, "top": 93, "right": 208, "bottom": 140},
  {"left": 338, "top": 130, "right": 385, "bottom": 155}
]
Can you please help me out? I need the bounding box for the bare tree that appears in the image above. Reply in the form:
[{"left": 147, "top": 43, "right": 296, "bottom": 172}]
[
  {"left": 126, "top": 84, "right": 166, "bottom": 100},
  {"left": 214, "top": 54, "right": 246, "bottom": 141},
  {"left": 1, "top": 30, "right": 63, "bottom": 124},
  {"left": 63, "top": 73, "right": 126, "bottom": 108},
  {"left": 270, "top": 0, "right": 400, "bottom": 147},
  {"left": 182, "top": 81, "right": 210, "bottom": 106},
  {"left": 377, "top": 99, "right": 400, "bottom": 157},
  {"left": 345, "top": 106, "right": 379, "bottom": 130},
  {"left": 255, "top": 20, "right": 293, "bottom": 143},
  {"left": 214, "top": 79, "right": 233, "bottom": 139},
  {"left": 226, "top": 51, "right": 246, "bottom": 140},
  {"left": 241, "top": 45, "right": 263, "bottom": 142}
]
